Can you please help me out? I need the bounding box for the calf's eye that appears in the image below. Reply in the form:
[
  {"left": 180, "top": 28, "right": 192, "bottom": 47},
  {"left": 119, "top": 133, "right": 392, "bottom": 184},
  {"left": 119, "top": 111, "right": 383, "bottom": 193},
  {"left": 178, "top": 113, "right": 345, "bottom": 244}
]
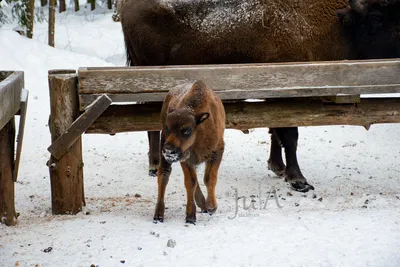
[{"left": 182, "top": 128, "right": 191, "bottom": 136}]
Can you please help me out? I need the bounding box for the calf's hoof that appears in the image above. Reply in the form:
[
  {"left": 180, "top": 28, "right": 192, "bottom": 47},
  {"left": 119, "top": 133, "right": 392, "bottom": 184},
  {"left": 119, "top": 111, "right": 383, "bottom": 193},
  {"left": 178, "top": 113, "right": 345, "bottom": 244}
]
[
  {"left": 289, "top": 181, "right": 314, "bottom": 193},
  {"left": 185, "top": 217, "right": 196, "bottom": 225},
  {"left": 207, "top": 205, "right": 218, "bottom": 215},
  {"left": 267, "top": 159, "right": 285, "bottom": 177},
  {"left": 148, "top": 169, "right": 157, "bottom": 177}
]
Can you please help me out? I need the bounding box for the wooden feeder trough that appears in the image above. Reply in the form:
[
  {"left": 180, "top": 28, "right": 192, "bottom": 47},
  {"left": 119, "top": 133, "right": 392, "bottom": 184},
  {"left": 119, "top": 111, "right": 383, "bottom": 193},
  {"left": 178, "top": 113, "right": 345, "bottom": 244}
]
[
  {"left": 47, "top": 59, "right": 400, "bottom": 215},
  {"left": 0, "top": 71, "right": 28, "bottom": 226}
]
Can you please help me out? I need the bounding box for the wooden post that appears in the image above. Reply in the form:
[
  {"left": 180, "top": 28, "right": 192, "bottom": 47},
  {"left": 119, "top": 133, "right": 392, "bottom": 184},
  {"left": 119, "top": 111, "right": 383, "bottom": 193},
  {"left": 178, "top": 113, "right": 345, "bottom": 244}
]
[
  {"left": 0, "top": 118, "right": 17, "bottom": 226},
  {"left": 48, "top": 70, "right": 85, "bottom": 215}
]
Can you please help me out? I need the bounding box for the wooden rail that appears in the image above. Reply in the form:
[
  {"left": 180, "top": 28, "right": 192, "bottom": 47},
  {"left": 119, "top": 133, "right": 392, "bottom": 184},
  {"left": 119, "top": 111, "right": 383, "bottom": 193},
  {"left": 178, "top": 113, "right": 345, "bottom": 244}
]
[{"left": 78, "top": 59, "right": 400, "bottom": 110}]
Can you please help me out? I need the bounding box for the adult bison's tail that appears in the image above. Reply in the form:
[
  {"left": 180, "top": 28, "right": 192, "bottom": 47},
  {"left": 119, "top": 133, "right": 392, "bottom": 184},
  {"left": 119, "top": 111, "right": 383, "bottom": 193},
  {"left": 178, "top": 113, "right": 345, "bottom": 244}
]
[
  {"left": 120, "top": 0, "right": 139, "bottom": 66},
  {"left": 123, "top": 34, "right": 134, "bottom": 66}
]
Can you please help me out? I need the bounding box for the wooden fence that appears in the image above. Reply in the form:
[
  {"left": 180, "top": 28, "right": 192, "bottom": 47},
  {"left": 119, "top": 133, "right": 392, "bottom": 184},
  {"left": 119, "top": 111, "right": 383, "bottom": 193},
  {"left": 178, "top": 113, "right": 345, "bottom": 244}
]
[
  {"left": 0, "top": 71, "right": 28, "bottom": 226},
  {"left": 47, "top": 59, "right": 400, "bottom": 214}
]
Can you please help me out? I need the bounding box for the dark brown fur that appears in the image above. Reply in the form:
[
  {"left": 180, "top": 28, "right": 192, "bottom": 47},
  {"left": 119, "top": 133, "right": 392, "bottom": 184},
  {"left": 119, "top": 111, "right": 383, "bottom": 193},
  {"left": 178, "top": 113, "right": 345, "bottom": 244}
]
[
  {"left": 154, "top": 80, "right": 225, "bottom": 224},
  {"left": 121, "top": 0, "right": 400, "bottom": 193}
]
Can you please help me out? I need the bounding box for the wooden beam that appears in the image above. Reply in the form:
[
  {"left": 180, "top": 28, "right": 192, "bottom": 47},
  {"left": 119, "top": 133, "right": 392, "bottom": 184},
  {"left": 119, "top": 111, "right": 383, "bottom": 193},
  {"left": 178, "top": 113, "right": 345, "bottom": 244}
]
[
  {"left": 79, "top": 85, "right": 391, "bottom": 110},
  {"left": 321, "top": 94, "right": 361, "bottom": 104},
  {"left": 77, "top": 59, "right": 400, "bottom": 109},
  {"left": 48, "top": 71, "right": 84, "bottom": 215},
  {"left": 13, "top": 89, "right": 29, "bottom": 182},
  {"left": 0, "top": 71, "right": 24, "bottom": 130},
  {"left": 85, "top": 98, "right": 400, "bottom": 134},
  {"left": 48, "top": 94, "right": 112, "bottom": 159}
]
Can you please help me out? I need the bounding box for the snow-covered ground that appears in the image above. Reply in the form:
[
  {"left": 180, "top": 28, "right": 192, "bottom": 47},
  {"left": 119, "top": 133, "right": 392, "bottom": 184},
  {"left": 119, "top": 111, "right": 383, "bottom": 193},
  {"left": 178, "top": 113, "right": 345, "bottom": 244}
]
[{"left": 1, "top": 6, "right": 400, "bottom": 267}]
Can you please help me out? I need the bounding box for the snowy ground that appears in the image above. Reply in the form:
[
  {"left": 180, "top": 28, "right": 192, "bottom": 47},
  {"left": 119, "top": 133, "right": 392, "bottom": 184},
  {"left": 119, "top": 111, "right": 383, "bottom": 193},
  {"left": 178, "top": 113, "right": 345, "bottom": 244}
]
[{"left": 1, "top": 7, "right": 400, "bottom": 267}]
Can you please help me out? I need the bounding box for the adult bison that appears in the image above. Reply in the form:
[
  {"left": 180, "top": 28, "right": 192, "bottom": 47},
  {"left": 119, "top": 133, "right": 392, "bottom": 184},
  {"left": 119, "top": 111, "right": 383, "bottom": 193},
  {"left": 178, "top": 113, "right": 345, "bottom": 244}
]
[{"left": 120, "top": 0, "right": 400, "bottom": 192}]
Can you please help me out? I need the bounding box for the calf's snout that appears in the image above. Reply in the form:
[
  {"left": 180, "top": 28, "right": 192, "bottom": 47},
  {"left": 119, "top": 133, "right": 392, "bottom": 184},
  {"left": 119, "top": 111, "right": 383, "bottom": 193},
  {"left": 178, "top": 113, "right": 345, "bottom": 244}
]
[{"left": 162, "top": 144, "right": 182, "bottom": 163}]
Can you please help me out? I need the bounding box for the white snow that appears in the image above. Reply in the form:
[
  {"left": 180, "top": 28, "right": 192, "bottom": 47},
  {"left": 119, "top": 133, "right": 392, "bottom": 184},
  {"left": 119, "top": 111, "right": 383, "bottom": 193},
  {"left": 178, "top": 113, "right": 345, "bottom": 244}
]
[
  {"left": 1, "top": 5, "right": 400, "bottom": 267},
  {"left": 163, "top": 0, "right": 262, "bottom": 36}
]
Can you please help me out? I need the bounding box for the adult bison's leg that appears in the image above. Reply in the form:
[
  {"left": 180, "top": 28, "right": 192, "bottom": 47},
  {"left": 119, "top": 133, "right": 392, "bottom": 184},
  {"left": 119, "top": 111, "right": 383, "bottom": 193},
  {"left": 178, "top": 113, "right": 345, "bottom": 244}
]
[
  {"left": 273, "top": 127, "right": 314, "bottom": 192},
  {"left": 267, "top": 129, "right": 286, "bottom": 176},
  {"left": 148, "top": 131, "right": 160, "bottom": 176}
]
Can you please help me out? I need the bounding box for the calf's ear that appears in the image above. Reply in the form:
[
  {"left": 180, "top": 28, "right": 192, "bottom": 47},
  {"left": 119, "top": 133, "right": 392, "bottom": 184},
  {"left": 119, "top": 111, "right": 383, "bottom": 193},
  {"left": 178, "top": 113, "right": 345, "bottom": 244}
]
[{"left": 196, "top": 112, "right": 210, "bottom": 125}]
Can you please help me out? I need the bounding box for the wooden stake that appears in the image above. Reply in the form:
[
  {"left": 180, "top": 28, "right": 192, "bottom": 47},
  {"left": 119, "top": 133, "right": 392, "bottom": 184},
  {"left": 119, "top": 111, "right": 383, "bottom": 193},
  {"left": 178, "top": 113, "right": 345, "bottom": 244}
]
[
  {"left": 0, "top": 118, "right": 17, "bottom": 226},
  {"left": 14, "top": 89, "right": 29, "bottom": 182},
  {"left": 48, "top": 70, "right": 84, "bottom": 214}
]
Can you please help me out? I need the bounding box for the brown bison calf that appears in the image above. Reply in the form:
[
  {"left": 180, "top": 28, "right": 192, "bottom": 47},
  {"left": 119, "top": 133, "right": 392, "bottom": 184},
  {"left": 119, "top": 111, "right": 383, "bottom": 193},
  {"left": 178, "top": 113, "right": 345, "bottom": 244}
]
[{"left": 154, "top": 80, "right": 225, "bottom": 224}]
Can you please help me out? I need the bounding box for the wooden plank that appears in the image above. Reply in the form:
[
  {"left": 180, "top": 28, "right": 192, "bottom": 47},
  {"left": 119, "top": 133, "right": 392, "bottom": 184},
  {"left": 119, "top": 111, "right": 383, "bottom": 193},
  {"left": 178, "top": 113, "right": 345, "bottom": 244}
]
[
  {"left": 78, "top": 83, "right": 396, "bottom": 110},
  {"left": 78, "top": 59, "right": 400, "bottom": 97},
  {"left": 321, "top": 94, "right": 361, "bottom": 104},
  {"left": 48, "top": 94, "right": 112, "bottom": 159},
  {"left": 13, "top": 89, "right": 29, "bottom": 182},
  {"left": 85, "top": 97, "right": 400, "bottom": 134},
  {"left": 0, "top": 71, "right": 24, "bottom": 130}
]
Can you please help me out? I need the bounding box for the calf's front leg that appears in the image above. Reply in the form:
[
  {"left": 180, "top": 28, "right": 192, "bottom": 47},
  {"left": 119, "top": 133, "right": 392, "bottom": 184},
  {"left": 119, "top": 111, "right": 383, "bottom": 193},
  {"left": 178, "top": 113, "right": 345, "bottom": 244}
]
[
  {"left": 181, "top": 162, "right": 199, "bottom": 224},
  {"left": 153, "top": 134, "right": 170, "bottom": 223}
]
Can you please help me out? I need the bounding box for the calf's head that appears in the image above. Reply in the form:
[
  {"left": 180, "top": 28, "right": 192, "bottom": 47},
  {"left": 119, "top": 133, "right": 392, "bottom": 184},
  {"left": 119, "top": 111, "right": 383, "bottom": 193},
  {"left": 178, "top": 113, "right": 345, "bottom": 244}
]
[
  {"left": 337, "top": 0, "right": 400, "bottom": 59},
  {"left": 162, "top": 107, "right": 209, "bottom": 164}
]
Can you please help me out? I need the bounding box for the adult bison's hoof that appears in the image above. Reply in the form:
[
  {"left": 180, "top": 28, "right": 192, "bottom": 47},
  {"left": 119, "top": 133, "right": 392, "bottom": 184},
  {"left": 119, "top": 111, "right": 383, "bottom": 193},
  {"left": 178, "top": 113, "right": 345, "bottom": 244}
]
[
  {"left": 185, "top": 218, "right": 196, "bottom": 225},
  {"left": 148, "top": 169, "right": 157, "bottom": 177},
  {"left": 267, "top": 159, "right": 285, "bottom": 177},
  {"left": 153, "top": 215, "right": 164, "bottom": 223},
  {"left": 289, "top": 181, "right": 314, "bottom": 193}
]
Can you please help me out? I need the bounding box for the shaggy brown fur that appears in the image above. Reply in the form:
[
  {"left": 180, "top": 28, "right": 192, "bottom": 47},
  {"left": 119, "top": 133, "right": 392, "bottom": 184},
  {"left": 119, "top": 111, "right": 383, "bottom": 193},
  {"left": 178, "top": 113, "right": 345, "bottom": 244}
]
[{"left": 154, "top": 80, "right": 225, "bottom": 224}]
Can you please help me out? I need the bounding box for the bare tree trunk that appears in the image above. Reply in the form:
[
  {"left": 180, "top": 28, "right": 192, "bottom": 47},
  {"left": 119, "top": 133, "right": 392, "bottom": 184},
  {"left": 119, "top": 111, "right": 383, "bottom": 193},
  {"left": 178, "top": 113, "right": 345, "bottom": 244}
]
[
  {"left": 89, "top": 0, "right": 95, "bottom": 11},
  {"left": 49, "top": 0, "right": 56, "bottom": 47},
  {"left": 26, "top": 0, "right": 35, "bottom": 39},
  {"left": 74, "top": 0, "right": 80, "bottom": 11},
  {"left": 41, "top": 0, "right": 48, "bottom": 6},
  {"left": 59, "top": 0, "right": 66, "bottom": 12},
  {"left": 107, "top": 0, "right": 112, "bottom": 9}
]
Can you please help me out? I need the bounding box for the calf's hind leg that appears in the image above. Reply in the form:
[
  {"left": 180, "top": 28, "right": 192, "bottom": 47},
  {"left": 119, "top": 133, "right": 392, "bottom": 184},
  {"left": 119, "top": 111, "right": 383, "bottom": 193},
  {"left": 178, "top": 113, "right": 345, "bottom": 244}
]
[
  {"left": 273, "top": 127, "right": 314, "bottom": 192},
  {"left": 203, "top": 149, "right": 224, "bottom": 215},
  {"left": 195, "top": 185, "right": 207, "bottom": 213}
]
